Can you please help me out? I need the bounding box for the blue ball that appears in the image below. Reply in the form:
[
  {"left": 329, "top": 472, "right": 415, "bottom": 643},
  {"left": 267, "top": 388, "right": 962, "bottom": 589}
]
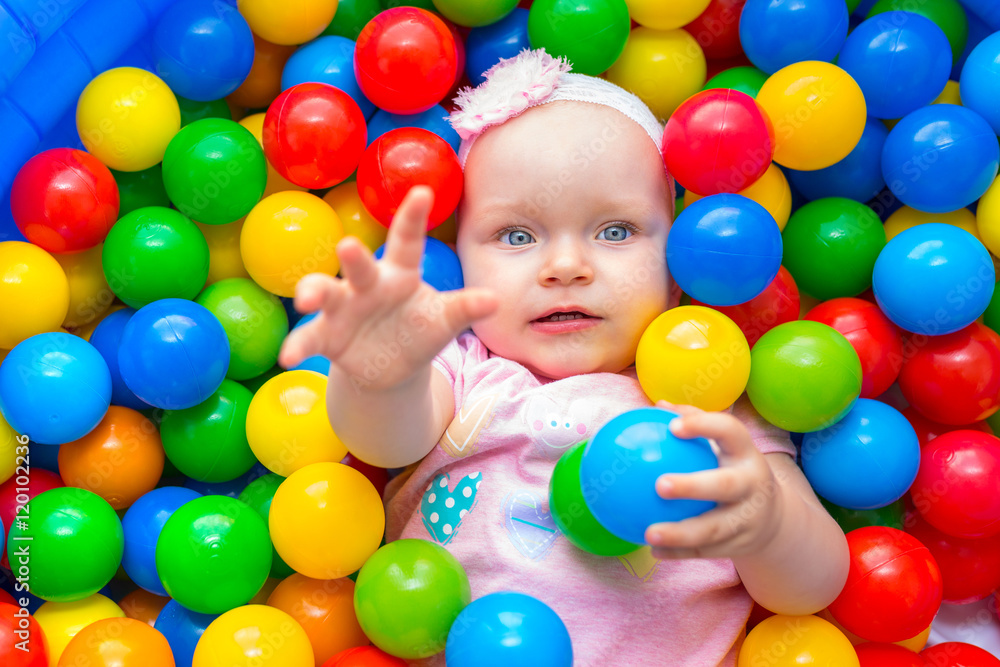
[
  {"left": 954, "top": 8, "right": 993, "bottom": 80},
  {"left": 739, "top": 0, "right": 848, "bottom": 74},
  {"left": 666, "top": 193, "right": 783, "bottom": 306},
  {"left": 152, "top": 0, "right": 254, "bottom": 101},
  {"left": 881, "top": 104, "right": 999, "bottom": 213},
  {"left": 960, "top": 32, "right": 1000, "bottom": 136},
  {"left": 184, "top": 461, "right": 269, "bottom": 497},
  {"left": 154, "top": 599, "right": 219, "bottom": 667},
  {"left": 366, "top": 106, "right": 461, "bottom": 155},
  {"left": 28, "top": 441, "right": 61, "bottom": 473},
  {"left": 445, "top": 592, "right": 573, "bottom": 667},
  {"left": 118, "top": 299, "right": 230, "bottom": 410},
  {"left": 786, "top": 117, "right": 888, "bottom": 203},
  {"left": 374, "top": 237, "right": 464, "bottom": 291},
  {"left": 801, "top": 399, "right": 920, "bottom": 510},
  {"left": 289, "top": 312, "right": 330, "bottom": 375},
  {"left": 0, "top": 333, "right": 111, "bottom": 445},
  {"left": 122, "top": 486, "right": 202, "bottom": 597},
  {"left": 89, "top": 308, "right": 150, "bottom": 411},
  {"left": 838, "top": 12, "right": 951, "bottom": 120},
  {"left": 873, "top": 222, "right": 995, "bottom": 335},
  {"left": 466, "top": 8, "right": 530, "bottom": 85},
  {"left": 281, "top": 35, "right": 376, "bottom": 118},
  {"left": 579, "top": 408, "right": 718, "bottom": 545}
]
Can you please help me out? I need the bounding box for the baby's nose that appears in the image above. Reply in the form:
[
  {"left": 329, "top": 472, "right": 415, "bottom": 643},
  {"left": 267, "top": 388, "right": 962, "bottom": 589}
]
[{"left": 540, "top": 249, "right": 594, "bottom": 285}]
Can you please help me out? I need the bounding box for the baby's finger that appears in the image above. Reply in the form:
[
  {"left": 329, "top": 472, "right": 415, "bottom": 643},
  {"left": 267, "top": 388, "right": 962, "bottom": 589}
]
[
  {"left": 655, "top": 466, "right": 753, "bottom": 504},
  {"left": 645, "top": 507, "right": 733, "bottom": 556},
  {"left": 294, "top": 273, "right": 343, "bottom": 315},
  {"left": 278, "top": 322, "right": 324, "bottom": 369},
  {"left": 669, "top": 411, "right": 755, "bottom": 459},
  {"left": 338, "top": 236, "right": 379, "bottom": 293},
  {"left": 438, "top": 287, "right": 499, "bottom": 334},
  {"left": 384, "top": 185, "right": 433, "bottom": 272}
]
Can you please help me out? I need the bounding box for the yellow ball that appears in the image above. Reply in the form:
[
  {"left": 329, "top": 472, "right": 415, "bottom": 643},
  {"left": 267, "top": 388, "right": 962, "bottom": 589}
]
[
  {"left": 0, "top": 411, "right": 20, "bottom": 485},
  {"left": 76, "top": 67, "right": 181, "bottom": 172},
  {"left": 933, "top": 80, "right": 962, "bottom": 106},
  {"left": 198, "top": 219, "right": 252, "bottom": 285},
  {"left": 756, "top": 62, "right": 867, "bottom": 171},
  {"left": 976, "top": 176, "right": 1000, "bottom": 256},
  {"left": 635, "top": 306, "right": 750, "bottom": 412},
  {"left": 626, "top": 0, "right": 711, "bottom": 30},
  {"left": 34, "top": 594, "right": 125, "bottom": 666},
  {"left": 739, "top": 614, "right": 859, "bottom": 667},
  {"left": 605, "top": 27, "right": 706, "bottom": 121},
  {"left": 238, "top": 113, "right": 308, "bottom": 198},
  {"left": 237, "top": 0, "right": 339, "bottom": 45},
  {"left": 429, "top": 213, "right": 458, "bottom": 245},
  {"left": 193, "top": 605, "right": 314, "bottom": 667},
  {"left": 685, "top": 163, "right": 792, "bottom": 231},
  {"left": 53, "top": 244, "right": 113, "bottom": 329},
  {"left": 269, "top": 462, "right": 385, "bottom": 579},
  {"left": 886, "top": 206, "right": 981, "bottom": 243},
  {"left": 246, "top": 370, "right": 347, "bottom": 476},
  {"left": 323, "top": 181, "right": 387, "bottom": 253},
  {"left": 241, "top": 191, "right": 344, "bottom": 297},
  {"left": 0, "top": 241, "right": 70, "bottom": 349}
]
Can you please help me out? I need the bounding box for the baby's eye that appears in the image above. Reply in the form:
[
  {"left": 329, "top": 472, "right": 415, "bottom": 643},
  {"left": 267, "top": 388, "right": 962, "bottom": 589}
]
[
  {"left": 500, "top": 229, "right": 535, "bottom": 246},
  {"left": 598, "top": 225, "right": 632, "bottom": 242}
]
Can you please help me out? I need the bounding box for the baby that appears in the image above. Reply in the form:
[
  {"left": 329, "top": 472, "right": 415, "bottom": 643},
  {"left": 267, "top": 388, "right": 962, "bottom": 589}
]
[{"left": 279, "top": 49, "right": 849, "bottom": 666}]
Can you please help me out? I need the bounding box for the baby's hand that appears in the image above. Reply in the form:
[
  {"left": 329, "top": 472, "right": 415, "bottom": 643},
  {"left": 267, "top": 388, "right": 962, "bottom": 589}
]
[
  {"left": 278, "top": 186, "right": 498, "bottom": 391},
  {"left": 645, "top": 401, "right": 784, "bottom": 560}
]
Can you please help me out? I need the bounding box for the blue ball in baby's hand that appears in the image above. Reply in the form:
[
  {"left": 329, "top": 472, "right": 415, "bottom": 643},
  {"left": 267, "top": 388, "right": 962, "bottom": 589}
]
[{"left": 580, "top": 408, "right": 718, "bottom": 545}]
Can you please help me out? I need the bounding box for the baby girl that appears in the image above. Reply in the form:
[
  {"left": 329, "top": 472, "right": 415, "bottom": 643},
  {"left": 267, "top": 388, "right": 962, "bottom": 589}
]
[{"left": 279, "top": 49, "right": 849, "bottom": 666}]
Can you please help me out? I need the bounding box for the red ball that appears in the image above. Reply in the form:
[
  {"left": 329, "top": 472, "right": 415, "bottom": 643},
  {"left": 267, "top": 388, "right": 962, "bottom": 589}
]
[
  {"left": 341, "top": 453, "right": 389, "bottom": 498},
  {"left": 910, "top": 430, "right": 1000, "bottom": 539},
  {"left": 354, "top": 7, "right": 458, "bottom": 115},
  {"left": 905, "top": 510, "right": 1000, "bottom": 604},
  {"left": 691, "top": 264, "right": 799, "bottom": 347},
  {"left": 828, "top": 526, "right": 942, "bottom": 643},
  {"left": 921, "top": 642, "right": 1000, "bottom": 667},
  {"left": 705, "top": 54, "right": 755, "bottom": 80},
  {"left": 855, "top": 643, "right": 925, "bottom": 667},
  {"left": 683, "top": 0, "right": 747, "bottom": 60},
  {"left": 356, "top": 127, "right": 463, "bottom": 229},
  {"left": 805, "top": 297, "right": 904, "bottom": 399},
  {"left": 0, "top": 603, "right": 48, "bottom": 667},
  {"left": 662, "top": 88, "right": 773, "bottom": 196},
  {"left": 902, "top": 407, "right": 991, "bottom": 448},
  {"left": 0, "top": 591, "right": 15, "bottom": 606},
  {"left": 263, "top": 82, "right": 367, "bottom": 189},
  {"left": 898, "top": 322, "right": 1000, "bottom": 425},
  {"left": 322, "top": 646, "right": 407, "bottom": 667},
  {"left": 11, "top": 148, "right": 119, "bottom": 253}
]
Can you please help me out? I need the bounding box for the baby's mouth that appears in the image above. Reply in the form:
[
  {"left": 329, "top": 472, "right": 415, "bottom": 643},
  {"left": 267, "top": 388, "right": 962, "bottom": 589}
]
[{"left": 533, "top": 311, "right": 598, "bottom": 323}]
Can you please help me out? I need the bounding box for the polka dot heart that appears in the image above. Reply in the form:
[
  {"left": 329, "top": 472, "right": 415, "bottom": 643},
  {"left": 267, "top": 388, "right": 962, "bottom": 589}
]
[{"left": 420, "top": 472, "right": 482, "bottom": 545}]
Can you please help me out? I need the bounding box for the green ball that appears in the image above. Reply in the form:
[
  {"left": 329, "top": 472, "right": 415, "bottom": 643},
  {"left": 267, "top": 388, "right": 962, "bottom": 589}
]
[
  {"left": 195, "top": 278, "right": 289, "bottom": 380},
  {"left": 781, "top": 197, "right": 886, "bottom": 301},
  {"left": 702, "top": 66, "right": 770, "bottom": 98},
  {"left": 160, "top": 379, "right": 258, "bottom": 482},
  {"left": 240, "top": 365, "right": 284, "bottom": 394},
  {"left": 323, "top": 0, "right": 383, "bottom": 39},
  {"left": 238, "top": 473, "right": 295, "bottom": 579},
  {"left": 176, "top": 95, "right": 233, "bottom": 127},
  {"left": 112, "top": 165, "right": 171, "bottom": 217},
  {"left": 432, "top": 0, "right": 517, "bottom": 26},
  {"left": 5, "top": 487, "right": 124, "bottom": 602},
  {"left": 868, "top": 0, "right": 968, "bottom": 62},
  {"left": 550, "top": 441, "right": 639, "bottom": 556},
  {"left": 846, "top": 0, "right": 862, "bottom": 11},
  {"left": 155, "top": 494, "right": 272, "bottom": 614},
  {"left": 382, "top": 0, "right": 436, "bottom": 10},
  {"left": 162, "top": 118, "right": 267, "bottom": 225},
  {"left": 820, "top": 497, "right": 905, "bottom": 534},
  {"left": 747, "top": 320, "right": 862, "bottom": 433},
  {"left": 102, "top": 206, "right": 210, "bottom": 308},
  {"left": 354, "top": 539, "right": 471, "bottom": 659},
  {"left": 527, "top": 0, "right": 631, "bottom": 76}
]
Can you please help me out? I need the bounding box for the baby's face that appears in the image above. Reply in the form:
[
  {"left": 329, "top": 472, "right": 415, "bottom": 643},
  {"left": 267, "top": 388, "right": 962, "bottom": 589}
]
[{"left": 457, "top": 101, "right": 672, "bottom": 380}]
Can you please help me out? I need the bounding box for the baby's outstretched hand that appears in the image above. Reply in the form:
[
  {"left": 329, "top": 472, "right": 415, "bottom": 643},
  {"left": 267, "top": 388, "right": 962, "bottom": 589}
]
[
  {"left": 645, "top": 401, "right": 784, "bottom": 561},
  {"left": 278, "top": 186, "right": 498, "bottom": 391}
]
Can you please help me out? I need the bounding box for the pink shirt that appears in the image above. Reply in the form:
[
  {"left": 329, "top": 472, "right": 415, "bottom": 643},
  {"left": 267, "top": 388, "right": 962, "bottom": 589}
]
[{"left": 384, "top": 333, "right": 797, "bottom": 666}]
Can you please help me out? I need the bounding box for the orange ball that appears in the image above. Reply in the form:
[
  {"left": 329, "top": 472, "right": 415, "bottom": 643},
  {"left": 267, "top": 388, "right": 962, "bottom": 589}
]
[
  {"left": 119, "top": 589, "right": 169, "bottom": 627},
  {"left": 267, "top": 574, "right": 367, "bottom": 666},
  {"left": 57, "top": 406, "right": 165, "bottom": 510},
  {"left": 56, "top": 617, "right": 174, "bottom": 667},
  {"left": 227, "top": 34, "right": 297, "bottom": 109}
]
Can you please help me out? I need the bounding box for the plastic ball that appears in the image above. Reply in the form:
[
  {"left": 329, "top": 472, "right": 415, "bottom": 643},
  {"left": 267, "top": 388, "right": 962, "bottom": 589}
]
[
  {"left": 0, "top": 332, "right": 111, "bottom": 445},
  {"left": 684, "top": 0, "right": 745, "bottom": 60},
  {"left": 821, "top": 497, "right": 906, "bottom": 535},
  {"left": 53, "top": 245, "right": 113, "bottom": 329},
  {"left": 118, "top": 298, "right": 230, "bottom": 410},
  {"left": 906, "top": 509, "right": 1000, "bottom": 604},
  {"left": 113, "top": 165, "right": 170, "bottom": 217},
  {"left": 122, "top": 486, "right": 201, "bottom": 597},
  {"left": 236, "top": 113, "right": 307, "bottom": 199},
  {"left": 703, "top": 64, "right": 767, "bottom": 98},
  {"left": 627, "top": 0, "right": 710, "bottom": 30},
  {"left": 0, "top": 241, "right": 69, "bottom": 349},
  {"left": 322, "top": 647, "right": 406, "bottom": 667},
  {"left": 366, "top": 106, "right": 461, "bottom": 155},
  {"left": 59, "top": 616, "right": 173, "bottom": 667},
  {"left": 267, "top": 574, "right": 367, "bottom": 665},
  {"left": 11, "top": 148, "right": 119, "bottom": 253},
  {"left": 237, "top": 0, "right": 338, "bottom": 45},
  {"left": 433, "top": 0, "right": 516, "bottom": 26},
  {"left": 691, "top": 265, "right": 799, "bottom": 348},
  {"left": 685, "top": 162, "right": 792, "bottom": 231},
  {"left": 154, "top": 599, "right": 217, "bottom": 667},
  {"left": 0, "top": 601, "right": 47, "bottom": 667},
  {"left": 580, "top": 408, "right": 718, "bottom": 544},
  {"left": 605, "top": 27, "right": 707, "bottom": 120},
  {"left": 746, "top": 320, "right": 862, "bottom": 432},
  {"left": 373, "top": 237, "right": 463, "bottom": 291},
  {"left": 162, "top": 118, "right": 267, "bottom": 225},
  {"left": 354, "top": 7, "right": 458, "bottom": 113},
  {"left": 785, "top": 117, "right": 888, "bottom": 204},
  {"left": 227, "top": 34, "right": 298, "bottom": 108},
  {"left": 241, "top": 191, "right": 344, "bottom": 298},
  {"left": 905, "top": 407, "right": 992, "bottom": 449},
  {"left": 739, "top": 0, "right": 848, "bottom": 75},
  {"left": 197, "top": 219, "right": 252, "bottom": 285},
  {"left": 101, "top": 207, "right": 210, "bottom": 308},
  {"left": 322, "top": 0, "right": 382, "bottom": 40},
  {"left": 6, "top": 487, "right": 123, "bottom": 602},
  {"left": 0, "top": 412, "right": 16, "bottom": 486},
  {"left": 238, "top": 473, "right": 295, "bottom": 579},
  {"left": 960, "top": 32, "right": 1000, "bottom": 136},
  {"left": 193, "top": 604, "right": 314, "bottom": 666},
  {"left": 156, "top": 495, "right": 271, "bottom": 614},
  {"left": 280, "top": 36, "right": 375, "bottom": 118},
  {"left": 153, "top": 0, "right": 254, "bottom": 101},
  {"left": 667, "top": 193, "right": 783, "bottom": 306},
  {"left": 0, "top": 469, "right": 63, "bottom": 549},
  {"left": 263, "top": 83, "right": 367, "bottom": 190},
  {"left": 33, "top": 594, "right": 125, "bottom": 667},
  {"left": 921, "top": 642, "right": 1000, "bottom": 667},
  {"left": 88, "top": 309, "right": 149, "bottom": 411},
  {"left": 873, "top": 223, "right": 995, "bottom": 336},
  {"left": 739, "top": 614, "right": 859, "bottom": 666},
  {"left": 854, "top": 642, "right": 925, "bottom": 667},
  {"left": 838, "top": 12, "right": 951, "bottom": 120},
  {"left": 77, "top": 67, "right": 181, "bottom": 172},
  {"left": 118, "top": 589, "right": 172, "bottom": 626},
  {"left": 755, "top": 61, "right": 867, "bottom": 171},
  {"left": 176, "top": 96, "right": 232, "bottom": 127},
  {"left": 974, "top": 176, "right": 1000, "bottom": 256},
  {"left": 357, "top": 127, "right": 463, "bottom": 229},
  {"left": 882, "top": 104, "right": 999, "bottom": 213},
  {"left": 527, "top": 0, "right": 630, "bottom": 76},
  {"left": 466, "top": 8, "right": 530, "bottom": 85},
  {"left": 353, "top": 539, "right": 471, "bottom": 659},
  {"left": 885, "top": 206, "right": 980, "bottom": 244},
  {"left": 868, "top": 0, "right": 969, "bottom": 62},
  {"left": 321, "top": 181, "right": 386, "bottom": 252},
  {"left": 828, "top": 526, "right": 942, "bottom": 643}
]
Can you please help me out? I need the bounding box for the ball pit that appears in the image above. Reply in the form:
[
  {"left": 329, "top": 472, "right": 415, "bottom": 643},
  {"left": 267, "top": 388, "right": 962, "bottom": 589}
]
[
  {"left": 122, "top": 486, "right": 202, "bottom": 598},
  {"left": 192, "top": 604, "right": 314, "bottom": 667},
  {"left": 691, "top": 265, "right": 800, "bottom": 348},
  {"left": 153, "top": 599, "right": 218, "bottom": 667},
  {"left": 267, "top": 574, "right": 368, "bottom": 665},
  {"left": 683, "top": 162, "right": 792, "bottom": 231},
  {"left": 785, "top": 117, "right": 888, "bottom": 204},
  {"left": 238, "top": 473, "right": 295, "bottom": 579},
  {"left": 33, "top": 594, "right": 125, "bottom": 667},
  {"left": 280, "top": 35, "right": 376, "bottom": 118},
  {"left": 59, "top": 616, "right": 174, "bottom": 667}
]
